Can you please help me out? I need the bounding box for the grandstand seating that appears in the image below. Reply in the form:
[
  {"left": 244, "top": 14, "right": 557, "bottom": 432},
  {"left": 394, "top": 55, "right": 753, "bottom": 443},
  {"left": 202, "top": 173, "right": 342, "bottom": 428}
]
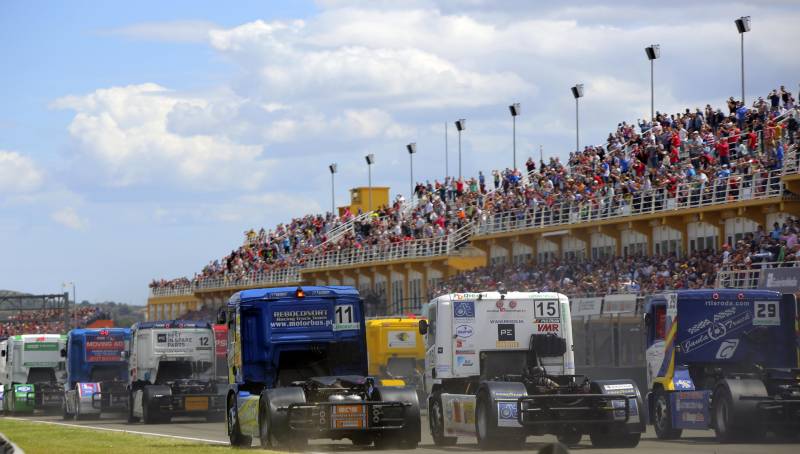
[{"left": 148, "top": 89, "right": 800, "bottom": 321}]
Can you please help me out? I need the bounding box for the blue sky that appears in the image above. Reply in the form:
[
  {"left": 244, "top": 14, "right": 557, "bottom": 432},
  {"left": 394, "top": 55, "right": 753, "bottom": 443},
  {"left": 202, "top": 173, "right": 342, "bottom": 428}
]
[{"left": 1, "top": 1, "right": 798, "bottom": 304}]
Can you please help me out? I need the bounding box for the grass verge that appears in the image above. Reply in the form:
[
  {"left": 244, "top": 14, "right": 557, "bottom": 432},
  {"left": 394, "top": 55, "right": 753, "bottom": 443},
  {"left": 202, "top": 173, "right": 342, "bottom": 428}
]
[{"left": 0, "top": 418, "right": 275, "bottom": 454}]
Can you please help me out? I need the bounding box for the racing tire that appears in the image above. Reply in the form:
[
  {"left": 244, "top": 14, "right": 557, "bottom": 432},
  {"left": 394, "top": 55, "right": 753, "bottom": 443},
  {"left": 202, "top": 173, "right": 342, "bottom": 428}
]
[
  {"left": 653, "top": 389, "right": 682, "bottom": 440},
  {"left": 127, "top": 391, "right": 140, "bottom": 423},
  {"left": 475, "top": 390, "right": 524, "bottom": 450},
  {"left": 429, "top": 394, "right": 457, "bottom": 446},
  {"left": 713, "top": 386, "right": 742, "bottom": 443},
  {"left": 589, "top": 426, "right": 641, "bottom": 448},
  {"left": 556, "top": 426, "right": 582, "bottom": 447},
  {"left": 258, "top": 399, "right": 273, "bottom": 449},
  {"left": 227, "top": 393, "right": 251, "bottom": 448},
  {"left": 62, "top": 394, "right": 73, "bottom": 421},
  {"left": 259, "top": 395, "right": 307, "bottom": 451}
]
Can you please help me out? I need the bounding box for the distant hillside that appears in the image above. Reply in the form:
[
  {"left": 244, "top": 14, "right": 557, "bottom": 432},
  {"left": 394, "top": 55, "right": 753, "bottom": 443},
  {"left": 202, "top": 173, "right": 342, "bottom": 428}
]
[{"left": 0, "top": 290, "right": 30, "bottom": 297}]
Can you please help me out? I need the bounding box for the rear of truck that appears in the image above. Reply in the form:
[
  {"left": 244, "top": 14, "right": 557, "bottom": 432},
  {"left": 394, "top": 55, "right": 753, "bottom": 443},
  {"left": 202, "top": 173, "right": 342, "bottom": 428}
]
[
  {"left": 63, "top": 328, "right": 131, "bottom": 419},
  {"left": 129, "top": 321, "right": 225, "bottom": 423},
  {"left": 1, "top": 334, "right": 66, "bottom": 414},
  {"left": 225, "top": 286, "right": 421, "bottom": 449},
  {"left": 366, "top": 318, "right": 425, "bottom": 393},
  {"left": 647, "top": 289, "right": 800, "bottom": 442}
]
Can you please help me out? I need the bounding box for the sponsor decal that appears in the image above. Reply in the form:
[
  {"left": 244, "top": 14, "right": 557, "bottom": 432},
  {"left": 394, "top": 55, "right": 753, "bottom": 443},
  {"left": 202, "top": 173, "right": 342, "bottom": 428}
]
[
  {"left": 509, "top": 300, "right": 517, "bottom": 309},
  {"left": 603, "top": 383, "right": 634, "bottom": 391},
  {"left": 16, "top": 385, "right": 32, "bottom": 393},
  {"left": 496, "top": 341, "right": 520, "bottom": 348},
  {"left": 437, "top": 347, "right": 444, "bottom": 354},
  {"left": 453, "top": 301, "right": 475, "bottom": 318},
  {"left": 490, "top": 319, "right": 523, "bottom": 324},
  {"left": 455, "top": 325, "right": 474, "bottom": 338},
  {"left": 388, "top": 330, "right": 417, "bottom": 348},
  {"left": 675, "top": 379, "right": 693, "bottom": 390},
  {"left": 157, "top": 334, "right": 167, "bottom": 343},
  {"left": 680, "top": 309, "right": 751, "bottom": 353},
  {"left": 455, "top": 350, "right": 475, "bottom": 355},
  {"left": 270, "top": 309, "right": 332, "bottom": 329},
  {"left": 24, "top": 342, "right": 58, "bottom": 351},
  {"left": 536, "top": 323, "right": 560, "bottom": 333},
  {"left": 715, "top": 339, "right": 739, "bottom": 359},
  {"left": 497, "top": 324, "right": 515, "bottom": 341},
  {"left": 456, "top": 356, "right": 474, "bottom": 367},
  {"left": 497, "top": 402, "right": 518, "bottom": 420}
]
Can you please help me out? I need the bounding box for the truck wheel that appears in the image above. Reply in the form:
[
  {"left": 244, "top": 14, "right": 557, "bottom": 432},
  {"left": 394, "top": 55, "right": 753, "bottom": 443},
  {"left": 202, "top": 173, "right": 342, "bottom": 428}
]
[
  {"left": 556, "top": 426, "right": 582, "bottom": 446},
  {"left": 429, "top": 394, "right": 457, "bottom": 446},
  {"left": 653, "top": 390, "right": 682, "bottom": 440},
  {"left": 227, "top": 394, "right": 251, "bottom": 447},
  {"left": 258, "top": 399, "right": 274, "bottom": 448},
  {"left": 713, "top": 386, "right": 740, "bottom": 443},
  {"left": 475, "top": 391, "right": 524, "bottom": 450},
  {"left": 62, "top": 394, "right": 73, "bottom": 420},
  {"left": 127, "top": 391, "right": 140, "bottom": 423}
]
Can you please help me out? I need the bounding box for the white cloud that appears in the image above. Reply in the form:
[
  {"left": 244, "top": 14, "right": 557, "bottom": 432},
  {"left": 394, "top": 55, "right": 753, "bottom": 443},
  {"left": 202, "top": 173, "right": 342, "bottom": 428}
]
[
  {"left": 105, "top": 20, "right": 219, "bottom": 43},
  {"left": 0, "top": 150, "right": 43, "bottom": 193},
  {"left": 51, "top": 207, "right": 88, "bottom": 230},
  {"left": 52, "top": 84, "right": 271, "bottom": 190}
]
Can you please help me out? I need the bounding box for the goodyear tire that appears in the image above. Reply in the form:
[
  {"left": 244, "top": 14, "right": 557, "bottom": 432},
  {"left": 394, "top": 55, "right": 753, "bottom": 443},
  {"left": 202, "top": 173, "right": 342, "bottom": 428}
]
[
  {"left": 227, "top": 393, "right": 251, "bottom": 447},
  {"left": 475, "top": 390, "right": 524, "bottom": 450},
  {"left": 372, "top": 386, "right": 419, "bottom": 450},
  {"left": 653, "top": 390, "right": 682, "bottom": 440},
  {"left": 429, "top": 393, "right": 457, "bottom": 446}
]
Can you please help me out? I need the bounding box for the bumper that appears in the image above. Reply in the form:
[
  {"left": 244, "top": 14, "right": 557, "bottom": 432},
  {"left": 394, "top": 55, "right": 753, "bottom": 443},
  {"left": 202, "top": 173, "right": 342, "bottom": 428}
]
[
  {"left": 286, "top": 401, "right": 411, "bottom": 435},
  {"left": 151, "top": 393, "right": 225, "bottom": 416},
  {"left": 90, "top": 391, "right": 129, "bottom": 411},
  {"left": 517, "top": 393, "right": 635, "bottom": 426},
  {"left": 30, "top": 390, "right": 63, "bottom": 410},
  {"left": 751, "top": 398, "right": 800, "bottom": 425}
]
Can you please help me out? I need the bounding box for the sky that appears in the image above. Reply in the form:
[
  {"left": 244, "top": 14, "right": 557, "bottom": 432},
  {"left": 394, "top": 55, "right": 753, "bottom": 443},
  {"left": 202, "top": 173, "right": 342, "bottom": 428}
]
[{"left": 1, "top": 1, "right": 798, "bottom": 304}]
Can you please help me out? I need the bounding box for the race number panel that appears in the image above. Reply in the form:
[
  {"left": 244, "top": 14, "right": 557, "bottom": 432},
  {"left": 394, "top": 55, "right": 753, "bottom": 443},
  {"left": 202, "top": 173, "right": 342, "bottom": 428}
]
[
  {"left": 753, "top": 300, "right": 780, "bottom": 326},
  {"left": 533, "top": 300, "right": 559, "bottom": 319},
  {"left": 333, "top": 304, "right": 358, "bottom": 331}
]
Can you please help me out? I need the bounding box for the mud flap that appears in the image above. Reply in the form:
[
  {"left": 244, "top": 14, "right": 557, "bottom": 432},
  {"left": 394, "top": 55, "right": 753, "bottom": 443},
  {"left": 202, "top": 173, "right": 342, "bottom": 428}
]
[
  {"left": 481, "top": 381, "right": 528, "bottom": 428},
  {"left": 594, "top": 379, "right": 645, "bottom": 433}
]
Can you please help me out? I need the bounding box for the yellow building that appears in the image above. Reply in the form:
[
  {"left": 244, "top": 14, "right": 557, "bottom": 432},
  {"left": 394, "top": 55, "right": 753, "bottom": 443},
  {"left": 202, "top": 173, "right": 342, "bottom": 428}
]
[{"left": 339, "top": 186, "right": 390, "bottom": 216}]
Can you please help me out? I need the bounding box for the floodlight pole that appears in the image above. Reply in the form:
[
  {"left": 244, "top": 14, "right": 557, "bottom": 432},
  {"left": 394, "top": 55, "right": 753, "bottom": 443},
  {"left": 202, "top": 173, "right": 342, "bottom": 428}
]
[{"left": 329, "top": 163, "right": 337, "bottom": 215}]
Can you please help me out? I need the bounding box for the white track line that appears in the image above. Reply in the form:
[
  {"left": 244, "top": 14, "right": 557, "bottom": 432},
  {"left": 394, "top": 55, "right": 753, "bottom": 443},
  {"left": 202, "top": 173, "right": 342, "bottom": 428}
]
[{"left": 5, "top": 417, "right": 228, "bottom": 445}]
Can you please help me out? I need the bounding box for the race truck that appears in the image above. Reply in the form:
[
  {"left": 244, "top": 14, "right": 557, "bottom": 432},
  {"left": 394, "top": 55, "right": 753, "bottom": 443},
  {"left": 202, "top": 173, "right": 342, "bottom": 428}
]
[
  {"left": 62, "top": 328, "right": 131, "bottom": 420},
  {"left": 366, "top": 317, "right": 426, "bottom": 398},
  {"left": 645, "top": 289, "right": 800, "bottom": 442},
  {"left": 1, "top": 334, "right": 67, "bottom": 414},
  {"left": 420, "top": 291, "right": 644, "bottom": 449},
  {"left": 127, "top": 320, "right": 225, "bottom": 424},
  {"left": 221, "top": 286, "right": 421, "bottom": 450}
]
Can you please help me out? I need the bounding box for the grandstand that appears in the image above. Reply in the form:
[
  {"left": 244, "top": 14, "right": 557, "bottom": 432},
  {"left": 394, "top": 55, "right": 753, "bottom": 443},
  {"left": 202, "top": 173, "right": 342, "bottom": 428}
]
[
  {"left": 147, "top": 88, "right": 800, "bottom": 329},
  {"left": 0, "top": 291, "right": 110, "bottom": 338}
]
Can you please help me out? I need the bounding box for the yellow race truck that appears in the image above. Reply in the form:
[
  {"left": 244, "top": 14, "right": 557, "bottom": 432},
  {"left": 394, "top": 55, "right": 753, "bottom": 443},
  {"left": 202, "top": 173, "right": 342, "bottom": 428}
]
[{"left": 366, "top": 318, "right": 426, "bottom": 399}]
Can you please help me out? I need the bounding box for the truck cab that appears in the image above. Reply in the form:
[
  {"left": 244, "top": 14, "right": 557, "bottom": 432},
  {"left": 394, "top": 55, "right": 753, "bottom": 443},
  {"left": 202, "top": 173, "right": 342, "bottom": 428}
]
[
  {"left": 62, "top": 328, "right": 131, "bottom": 419},
  {"left": 222, "top": 286, "right": 421, "bottom": 450},
  {"left": 644, "top": 289, "right": 800, "bottom": 442},
  {"left": 1, "top": 334, "right": 67, "bottom": 414},
  {"left": 127, "top": 320, "right": 225, "bottom": 424},
  {"left": 422, "top": 291, "right": 644, "bottom": 449}
]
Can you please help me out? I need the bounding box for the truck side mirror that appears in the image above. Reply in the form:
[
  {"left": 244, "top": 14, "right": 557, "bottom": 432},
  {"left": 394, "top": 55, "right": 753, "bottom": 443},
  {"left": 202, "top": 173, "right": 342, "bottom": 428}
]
[
  {"left": 1, "top": 350, "right": 4, "bottom": 357},
  {"left": 217, "top": 308, "right": 227, "bottom": 325},
  {"left": 120, "top": 351, "right": 129, "bottom": 360},
  {"left": 418, "top": 319, "right": 428, "bottom": 335},
  {"left": 60, "top": 348, "right": 67, "bottom": 358},
  {"left": 644, "top": 313, "right": 652, "bottom": 327}
]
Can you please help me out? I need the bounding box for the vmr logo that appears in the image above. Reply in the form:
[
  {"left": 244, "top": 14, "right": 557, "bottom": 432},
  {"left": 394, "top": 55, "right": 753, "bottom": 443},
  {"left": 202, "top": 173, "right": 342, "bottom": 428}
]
[
  {"left": 498, "top": 324, "right": 515, "bottom": 341},
  {"left": 536, "top": 323, "right": 559, "bottom": 333},
  {"left": 715, "top": 339, "right": 739, "bottom": 359}
]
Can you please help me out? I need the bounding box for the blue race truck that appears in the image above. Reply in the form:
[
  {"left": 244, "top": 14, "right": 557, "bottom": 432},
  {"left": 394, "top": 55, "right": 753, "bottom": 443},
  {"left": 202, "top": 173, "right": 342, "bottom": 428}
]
[
  {"left": 62, "top": 328, "right": 131, "bottom": 420},
  {"left": 221, "top": 286, "right": 421, "bottom": 450},
  {"left": 644, "top": 289, "right": 800, "bottom": 442}
]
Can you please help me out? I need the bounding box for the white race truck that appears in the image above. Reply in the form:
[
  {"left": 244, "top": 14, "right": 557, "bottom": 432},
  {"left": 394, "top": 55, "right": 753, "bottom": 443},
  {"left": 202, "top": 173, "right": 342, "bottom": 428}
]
[
  {"left": 1, "top": 334, "right": 67, "bottom": 414},
  {"left": 420, "top": 291, "right": 644, "bottom": 449},
  {"left": 127, "top": 321, "right": 225, "bottom": 424}
]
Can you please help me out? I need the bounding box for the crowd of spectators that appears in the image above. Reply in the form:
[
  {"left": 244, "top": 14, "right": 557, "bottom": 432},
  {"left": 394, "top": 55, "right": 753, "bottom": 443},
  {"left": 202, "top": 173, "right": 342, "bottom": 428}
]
[
  {"left": 432, "top": 215, "right": 800, "bottom": 298},
  {"left": 0, "top": 306, "right": 104, "bottom": 338},
  {"left": 151, "top": 86, "right": 799, "bottom": 292}
]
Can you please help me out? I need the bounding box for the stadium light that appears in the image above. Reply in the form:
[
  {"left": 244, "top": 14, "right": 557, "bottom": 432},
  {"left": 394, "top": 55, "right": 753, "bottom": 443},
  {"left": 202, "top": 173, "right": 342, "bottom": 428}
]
[
  {"left": 645, "top": 44, "right": 660, "bottom": 122},
  {"left": 61, "top": 281, "right": 76, "bottom": 329},
  {"left": 735, "top": 16, "right": 751, "bottom": 104},
  {"left": 406, "top": 143, "right": 417, "bottom": 199},
  {"left": 455, "top": 119, "right": 465, "bottom": 179},
  {"left": 328, "top": 163, "right": 337, "bottom": 215},
  {"left": 571, "top": 85, "right": 584, "bottom": 153},
  {"left": 365, "top": 154, "right": 375, "bottom": 211},
  {"left": 509, "top": 103, "right": 520, "bottom": 170}
]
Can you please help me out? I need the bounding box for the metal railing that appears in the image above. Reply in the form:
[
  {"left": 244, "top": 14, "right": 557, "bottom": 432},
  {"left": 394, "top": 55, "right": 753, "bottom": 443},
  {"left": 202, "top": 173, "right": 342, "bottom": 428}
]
[
  {"left": 715, "top": 261, "right": 799, "bottom": 289},
  {"left": 150, "top": 267, "right": 301, "bottom": 297},
  {"left": 477, "top": 167, "right": 790, "bottom": 236},
  {"left": 302, "top": 236, "right": 450, "bottom": 269}
]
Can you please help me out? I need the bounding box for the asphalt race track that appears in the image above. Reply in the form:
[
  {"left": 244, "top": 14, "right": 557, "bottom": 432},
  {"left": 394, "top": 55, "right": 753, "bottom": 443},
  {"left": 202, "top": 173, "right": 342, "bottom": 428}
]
[{"left": 8, "top": 413, "right": 798, "bottom": 454}]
